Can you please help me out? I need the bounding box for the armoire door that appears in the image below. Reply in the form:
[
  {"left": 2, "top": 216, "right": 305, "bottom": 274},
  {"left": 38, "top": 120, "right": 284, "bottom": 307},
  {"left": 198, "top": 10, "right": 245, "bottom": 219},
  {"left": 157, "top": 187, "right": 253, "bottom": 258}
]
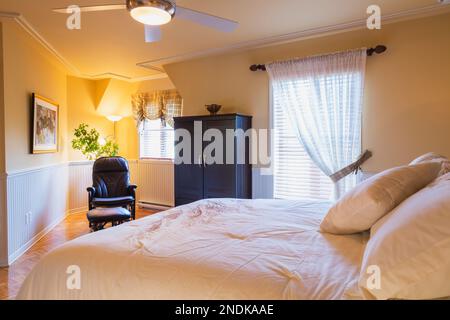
[
  {"left": 202, "top": 119, "right": 237, "bottom": 199},
  {"left": 174, "top": 120, "right": 204, "bottom": 206}
]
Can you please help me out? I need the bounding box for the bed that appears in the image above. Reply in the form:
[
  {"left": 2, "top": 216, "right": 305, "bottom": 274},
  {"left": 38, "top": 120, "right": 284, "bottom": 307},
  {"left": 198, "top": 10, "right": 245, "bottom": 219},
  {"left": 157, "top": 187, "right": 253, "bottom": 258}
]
[{"left": 17, "top": 199, "right": 369, "bottom": 300}]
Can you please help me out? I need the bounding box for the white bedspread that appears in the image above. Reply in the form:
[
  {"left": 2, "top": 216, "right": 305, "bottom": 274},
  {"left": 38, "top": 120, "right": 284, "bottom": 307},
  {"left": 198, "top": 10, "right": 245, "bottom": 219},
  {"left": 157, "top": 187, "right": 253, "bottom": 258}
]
[{"left": 17, "top": 199, "right": 368, "bottom": 300}]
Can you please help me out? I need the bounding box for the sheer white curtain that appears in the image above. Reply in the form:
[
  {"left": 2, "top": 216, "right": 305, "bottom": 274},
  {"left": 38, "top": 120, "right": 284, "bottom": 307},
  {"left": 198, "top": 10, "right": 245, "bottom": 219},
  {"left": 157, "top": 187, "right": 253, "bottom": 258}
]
[{"left": 266, "top": 49, "right": 367, "bottom": 199}]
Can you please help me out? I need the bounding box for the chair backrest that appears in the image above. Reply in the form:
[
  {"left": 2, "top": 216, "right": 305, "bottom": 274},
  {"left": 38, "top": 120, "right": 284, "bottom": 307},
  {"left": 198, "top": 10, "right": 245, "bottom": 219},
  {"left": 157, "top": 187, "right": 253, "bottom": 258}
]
[{"left": 92, "top": 157, "right": 130, "bottom": 198}]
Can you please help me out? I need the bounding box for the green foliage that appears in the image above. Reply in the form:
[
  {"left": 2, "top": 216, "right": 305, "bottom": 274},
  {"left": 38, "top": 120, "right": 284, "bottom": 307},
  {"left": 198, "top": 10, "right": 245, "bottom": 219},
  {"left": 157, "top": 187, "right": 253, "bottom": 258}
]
[{"left": 72, "top": 123, "right": 119, "bottom": 160}]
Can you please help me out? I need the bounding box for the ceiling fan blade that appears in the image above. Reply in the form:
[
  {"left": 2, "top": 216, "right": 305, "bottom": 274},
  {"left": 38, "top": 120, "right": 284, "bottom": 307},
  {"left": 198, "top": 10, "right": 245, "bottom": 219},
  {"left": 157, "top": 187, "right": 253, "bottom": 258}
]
[
  {"left": 176, "top": 6, "right": 238, "bottom": 33},
  {"left": 52, "top": 4, "right": 126, "bottom": 14},
  {"left": 145, "top": 25, "right": 162, "bottom": 43}
]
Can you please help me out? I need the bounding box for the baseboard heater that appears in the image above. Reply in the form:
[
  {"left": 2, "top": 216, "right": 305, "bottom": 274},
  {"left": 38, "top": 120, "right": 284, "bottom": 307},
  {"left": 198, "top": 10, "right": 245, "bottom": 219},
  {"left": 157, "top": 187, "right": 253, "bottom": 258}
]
[{"left": 138, "top": 201, "right": 173, "bottom": 211}]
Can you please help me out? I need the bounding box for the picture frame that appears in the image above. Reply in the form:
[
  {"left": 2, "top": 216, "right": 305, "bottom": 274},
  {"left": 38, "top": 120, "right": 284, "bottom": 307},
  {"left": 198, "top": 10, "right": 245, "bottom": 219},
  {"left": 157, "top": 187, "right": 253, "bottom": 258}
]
[{"left": 32, "top": 93, "right": 59, "bottom": 154}]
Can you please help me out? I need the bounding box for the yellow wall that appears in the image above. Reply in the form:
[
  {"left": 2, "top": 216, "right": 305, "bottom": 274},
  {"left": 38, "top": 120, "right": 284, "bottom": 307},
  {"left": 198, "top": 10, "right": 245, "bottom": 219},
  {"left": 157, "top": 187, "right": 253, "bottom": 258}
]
[
  {"left": 0, "top": 22, "right": 5, "bottom": 174},
  {"left": 96, "top": 79, "right": 139, "bottom": 118},
  {"left": 0, "top": 19, "right": 72, "bottom": 264},
  {"left": 136, "top": 78, "right": 175, "bottom": 93},
  {"left": 67, "top": 77, "right": 114, "bottom": 161},
  {"left": 116, "top": 117, "right": 139, "bottom": 160},
  {"left": 0, "top": 21, "right": 175, "bottom": 165},
  {"left": 164, "top": 13, "right": 450, "bottom": 173},
  {"left": 1, "top": 19, "right": 68, "bottom": 172},
  {"left": 66, "top": 76, "right": 175, "bottom": 161},
  {"left": 0, "top": 22, "right": 6, "bottom": 265},
  {"left": 3, "top": 13, "right": 449, "bottom": 171}
]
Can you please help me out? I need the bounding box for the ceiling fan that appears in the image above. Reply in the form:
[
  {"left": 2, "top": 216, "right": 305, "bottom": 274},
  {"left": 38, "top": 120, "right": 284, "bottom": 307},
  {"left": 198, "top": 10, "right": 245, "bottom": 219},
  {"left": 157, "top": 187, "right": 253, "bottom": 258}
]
[{"left": 53, "top": 0, "right": 239, "bottom": 43}]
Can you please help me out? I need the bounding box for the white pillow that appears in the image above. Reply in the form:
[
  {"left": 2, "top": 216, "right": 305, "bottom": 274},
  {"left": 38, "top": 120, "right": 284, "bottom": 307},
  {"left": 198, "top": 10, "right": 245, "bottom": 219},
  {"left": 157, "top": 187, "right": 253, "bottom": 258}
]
[
  {"left": 320, "top": 162, "right": 441, "bottom": 235},
  {"left": 410, "top": 152, "right": 450, "bottom": 176},
  {"left": 359, "top": 173, "right": 450, "bottom": 300}
]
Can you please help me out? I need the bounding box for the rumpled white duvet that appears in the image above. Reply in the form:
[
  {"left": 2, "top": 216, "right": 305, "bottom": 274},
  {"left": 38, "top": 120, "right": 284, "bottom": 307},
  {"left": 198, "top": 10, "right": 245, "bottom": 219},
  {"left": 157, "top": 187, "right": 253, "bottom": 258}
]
[{"left": 17, "top": 199, "right": 368, "bottom": 300}]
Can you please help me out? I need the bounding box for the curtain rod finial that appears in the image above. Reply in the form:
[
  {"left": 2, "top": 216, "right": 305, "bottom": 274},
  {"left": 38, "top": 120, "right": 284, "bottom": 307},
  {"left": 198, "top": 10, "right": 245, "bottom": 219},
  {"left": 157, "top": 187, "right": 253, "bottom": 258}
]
[
  {"left": 250, "top": 64, "right": 267, "bottom": 72},
  {"left": 367, "top": 45, "right": 387, "bottom": 56},
  {"left": 375, "top": 45, "right": 387, "bottom": 54}
]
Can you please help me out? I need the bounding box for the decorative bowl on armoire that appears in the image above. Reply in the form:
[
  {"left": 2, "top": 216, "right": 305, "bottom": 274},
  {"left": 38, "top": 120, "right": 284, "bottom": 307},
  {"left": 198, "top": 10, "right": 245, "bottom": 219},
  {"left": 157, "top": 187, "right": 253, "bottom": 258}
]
[{"left": 206, "top": 104, "right": 222, "bottom": 115}]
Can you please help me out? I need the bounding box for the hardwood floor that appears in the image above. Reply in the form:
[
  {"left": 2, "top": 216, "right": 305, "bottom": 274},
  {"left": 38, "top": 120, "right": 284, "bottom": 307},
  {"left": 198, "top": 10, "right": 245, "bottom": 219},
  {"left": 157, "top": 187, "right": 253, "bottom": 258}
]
[{"left": 0, "top": 208, "right": 158, "bottom": 300}]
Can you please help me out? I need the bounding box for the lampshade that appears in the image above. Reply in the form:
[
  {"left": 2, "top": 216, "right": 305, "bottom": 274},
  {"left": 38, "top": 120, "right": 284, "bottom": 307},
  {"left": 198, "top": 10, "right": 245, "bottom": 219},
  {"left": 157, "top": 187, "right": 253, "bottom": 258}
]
[{"left": 106, "top": 115, "right": 123, "bottom": 122}]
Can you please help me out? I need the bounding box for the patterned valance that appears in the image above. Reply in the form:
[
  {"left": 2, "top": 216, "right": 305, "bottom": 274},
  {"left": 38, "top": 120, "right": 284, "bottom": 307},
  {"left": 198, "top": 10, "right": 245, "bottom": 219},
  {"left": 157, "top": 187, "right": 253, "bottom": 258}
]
[{"left": 132, "top": 89, "right": 183, "bottom": 128}]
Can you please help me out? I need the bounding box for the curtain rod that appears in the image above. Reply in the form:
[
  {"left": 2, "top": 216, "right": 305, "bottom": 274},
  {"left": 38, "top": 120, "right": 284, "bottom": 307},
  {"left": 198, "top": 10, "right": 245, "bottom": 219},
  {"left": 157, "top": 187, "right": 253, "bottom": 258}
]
[{"left": 249, "top": 45, "right": 387, "bottom": 72}]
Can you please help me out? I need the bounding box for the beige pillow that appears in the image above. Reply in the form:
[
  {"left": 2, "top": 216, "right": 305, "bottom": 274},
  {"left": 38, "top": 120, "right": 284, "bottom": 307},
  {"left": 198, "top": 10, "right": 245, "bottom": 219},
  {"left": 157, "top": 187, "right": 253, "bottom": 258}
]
[
  {"left": 320, "top": 162, "right": 441, "bottom": 235},
  {"left": 410, "top": 152, "right": 450, "bottom": 176},
  {"left": 359, "top": 174, "right": 450, "bottom": 300}
]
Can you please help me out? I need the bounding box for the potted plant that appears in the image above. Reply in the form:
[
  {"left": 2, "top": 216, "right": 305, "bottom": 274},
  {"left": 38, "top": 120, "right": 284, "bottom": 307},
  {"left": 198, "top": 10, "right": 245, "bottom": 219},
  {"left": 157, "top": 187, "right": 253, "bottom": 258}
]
[{"left": 72, "top": 123, "right": 119, "bottom": 160}]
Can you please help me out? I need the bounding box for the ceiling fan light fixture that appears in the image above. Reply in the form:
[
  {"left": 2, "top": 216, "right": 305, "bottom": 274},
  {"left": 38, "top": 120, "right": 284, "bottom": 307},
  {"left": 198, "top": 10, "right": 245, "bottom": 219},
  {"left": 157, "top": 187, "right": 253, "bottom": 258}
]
[
  {"left": 127, "top": 0, "right": 175, "bottom": 26},
  {"left": 130, "top": 6, "right": 171, "bottom": 25}
]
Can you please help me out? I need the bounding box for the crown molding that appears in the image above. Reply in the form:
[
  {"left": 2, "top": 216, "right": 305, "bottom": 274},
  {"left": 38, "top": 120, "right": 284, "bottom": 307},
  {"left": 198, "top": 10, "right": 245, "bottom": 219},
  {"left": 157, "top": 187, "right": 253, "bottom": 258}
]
[
  {"left": 83, "top": 72, "right": 169, "bottom": 82},
  {"left": 2, "top": 3, "right": 450, "bottom": 79},
  {"left": 137, "top": 3, "right": 450, "bottom": 69},
  {"left": 0, "top": 11, "right": 20, "bottom": 19},
  {"left": 0, "top": 11, "right": 168, "bottom": 82},
  {"left": 0, "top": 11, "right": 80, "bottom": 74}
]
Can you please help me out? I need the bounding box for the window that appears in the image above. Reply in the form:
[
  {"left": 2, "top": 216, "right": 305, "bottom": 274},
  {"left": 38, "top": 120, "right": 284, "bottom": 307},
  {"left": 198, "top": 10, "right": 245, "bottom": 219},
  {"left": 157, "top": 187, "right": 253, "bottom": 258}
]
[
  {"left": 273, "top": 79, "right": 334, "bottom": 201},
  {"left": 139, "top": 119, "right": 174, "bottom": 159}
]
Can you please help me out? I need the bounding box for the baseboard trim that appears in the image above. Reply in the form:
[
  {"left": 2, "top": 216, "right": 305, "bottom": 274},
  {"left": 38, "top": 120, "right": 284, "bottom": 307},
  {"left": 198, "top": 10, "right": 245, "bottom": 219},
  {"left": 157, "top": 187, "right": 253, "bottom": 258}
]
[
  {"left": 67, "top": 206, "right": 88, "bottom": 215},
  {"left": 7, "top": 212, "right": 68, "bottom": 265},
  {"left": 5, "top": 206, "right": 90, "bottom": 266}
]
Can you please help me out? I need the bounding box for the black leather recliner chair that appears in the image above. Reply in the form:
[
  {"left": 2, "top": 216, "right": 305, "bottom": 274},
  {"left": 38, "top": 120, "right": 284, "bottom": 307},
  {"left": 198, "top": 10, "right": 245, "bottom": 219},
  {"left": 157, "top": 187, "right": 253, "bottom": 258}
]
[{"left": 87, "top": 157, "right": 137, "bottom": 220}]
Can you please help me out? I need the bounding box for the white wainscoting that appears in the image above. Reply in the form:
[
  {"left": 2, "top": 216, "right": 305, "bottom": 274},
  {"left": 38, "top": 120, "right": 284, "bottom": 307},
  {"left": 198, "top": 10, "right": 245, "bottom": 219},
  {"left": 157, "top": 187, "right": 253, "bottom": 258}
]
[
  {"left": 68, "top": 161, "right": 94, "bottom": 214},
  {"left": 6, "top": 164, "right": 69, "bottom": 265},
  {"left": 0, "top": 175, "right": 8, "bottom": 266},
  {"left": 130, "top": 160, "right": 174, "bottom": 207},
  {"left": 68, "top": 160, "right": 175, "bottom": 211},
  {"left": 0, "top": 160, "right": 175, "bottom": 266}
]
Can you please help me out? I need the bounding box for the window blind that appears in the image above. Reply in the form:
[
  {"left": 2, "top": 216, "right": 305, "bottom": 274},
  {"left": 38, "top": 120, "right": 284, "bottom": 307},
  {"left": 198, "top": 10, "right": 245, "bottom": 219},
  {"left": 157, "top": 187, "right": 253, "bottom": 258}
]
[
  {"left": 273, "top": 80, "right": 334, "bottom": 201},
  {"left": 139, "top": 119, "right": 174, "bottom": 159}
]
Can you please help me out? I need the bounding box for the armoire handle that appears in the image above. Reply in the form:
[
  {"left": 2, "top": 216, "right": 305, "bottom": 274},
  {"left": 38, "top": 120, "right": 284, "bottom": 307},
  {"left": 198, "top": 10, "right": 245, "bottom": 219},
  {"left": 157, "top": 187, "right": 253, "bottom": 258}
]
[{"left": 198, "top": 154, "right": 203, "bottom": 168}]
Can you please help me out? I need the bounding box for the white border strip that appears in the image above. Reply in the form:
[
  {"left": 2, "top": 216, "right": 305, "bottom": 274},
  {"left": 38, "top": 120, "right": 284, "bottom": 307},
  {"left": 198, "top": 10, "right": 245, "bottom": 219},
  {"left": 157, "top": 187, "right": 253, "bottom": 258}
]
[
  {"left": 6, "top": 159, "right": 147, "bottom": 176},
  {"left": 6, "top": 162, "right": 68, "bottom": 177}
]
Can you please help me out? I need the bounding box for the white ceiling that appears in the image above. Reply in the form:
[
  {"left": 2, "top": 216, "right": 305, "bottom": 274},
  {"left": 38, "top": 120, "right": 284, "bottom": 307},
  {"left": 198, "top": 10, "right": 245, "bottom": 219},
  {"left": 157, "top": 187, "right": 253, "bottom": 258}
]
[{"left": 0, "top": 0, "right": 447, "bottom": 80}]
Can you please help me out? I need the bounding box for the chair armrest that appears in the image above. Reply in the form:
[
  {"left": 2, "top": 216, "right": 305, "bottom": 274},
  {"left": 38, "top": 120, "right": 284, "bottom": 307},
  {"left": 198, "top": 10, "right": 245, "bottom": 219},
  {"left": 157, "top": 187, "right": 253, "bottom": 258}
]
[
  {"left": 128, "top": 185, "right": 137, "bottom": 198},
  {"left": 87, "top": 187, "right": 96, "bottom": 197},
  {"left": 87, "top": 187, "right": 96, "bottom": 210},
  {"left": 128, "top": 185, "right": 138, "bottom": 220}
]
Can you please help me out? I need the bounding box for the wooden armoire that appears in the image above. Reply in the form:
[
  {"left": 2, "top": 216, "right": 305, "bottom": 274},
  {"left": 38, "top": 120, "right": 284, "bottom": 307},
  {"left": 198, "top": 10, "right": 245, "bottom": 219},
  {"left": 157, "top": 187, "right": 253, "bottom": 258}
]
[{"left": 174, "top": 114, "right": 252, "bottom": 206}]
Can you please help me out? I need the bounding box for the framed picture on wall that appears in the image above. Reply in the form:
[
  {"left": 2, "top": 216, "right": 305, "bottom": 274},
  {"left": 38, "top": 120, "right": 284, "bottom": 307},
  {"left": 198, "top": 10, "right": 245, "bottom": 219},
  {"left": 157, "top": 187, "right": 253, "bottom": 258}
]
[{"left": 32, "top": 93, "right": 59, "bottom": 154}]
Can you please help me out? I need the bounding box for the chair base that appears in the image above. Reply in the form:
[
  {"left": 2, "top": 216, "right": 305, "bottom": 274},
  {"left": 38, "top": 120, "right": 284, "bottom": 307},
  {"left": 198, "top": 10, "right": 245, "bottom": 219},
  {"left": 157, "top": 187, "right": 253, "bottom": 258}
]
[
  {"left": 89, "top": 219, "right": 129, "bottom": 232},
  {"left": 87, "top": 207, "right": 132, "bottom": 232}
]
